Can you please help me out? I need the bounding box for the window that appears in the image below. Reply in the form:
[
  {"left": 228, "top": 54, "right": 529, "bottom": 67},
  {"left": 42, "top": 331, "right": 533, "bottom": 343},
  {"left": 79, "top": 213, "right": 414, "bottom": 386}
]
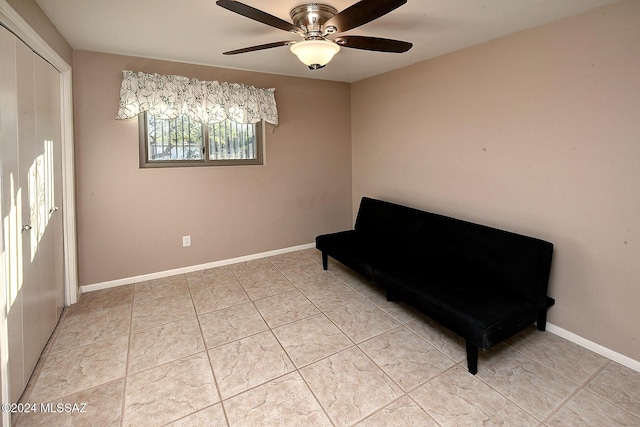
[{"left": 139, "top": 112, "right": 264, "bottom": 168}]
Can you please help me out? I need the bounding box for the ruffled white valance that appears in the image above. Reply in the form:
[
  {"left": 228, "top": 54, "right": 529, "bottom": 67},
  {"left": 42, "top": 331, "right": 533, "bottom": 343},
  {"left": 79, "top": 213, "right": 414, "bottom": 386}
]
[{"left": 115, "top": 70, "right": 278, "bottom": 125}]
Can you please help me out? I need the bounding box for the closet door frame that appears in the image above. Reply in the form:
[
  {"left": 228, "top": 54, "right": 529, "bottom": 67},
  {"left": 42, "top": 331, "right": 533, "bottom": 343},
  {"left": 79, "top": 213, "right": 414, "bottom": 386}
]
[{"left": 0, "top": 1, "right": 78, "bottom": 307}]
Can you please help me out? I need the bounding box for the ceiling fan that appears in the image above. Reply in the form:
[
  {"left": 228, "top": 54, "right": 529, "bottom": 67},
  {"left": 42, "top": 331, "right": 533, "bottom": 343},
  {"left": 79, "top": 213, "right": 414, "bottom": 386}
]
[{"left": 216, "top": 0, "right": 413, "bottom": 70}]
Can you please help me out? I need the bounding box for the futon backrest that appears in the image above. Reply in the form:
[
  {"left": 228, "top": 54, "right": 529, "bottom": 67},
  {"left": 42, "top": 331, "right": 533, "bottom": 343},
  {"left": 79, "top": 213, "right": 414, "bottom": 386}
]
[{"left": 354, "top": 197, "right": 553, "bottom": 307}]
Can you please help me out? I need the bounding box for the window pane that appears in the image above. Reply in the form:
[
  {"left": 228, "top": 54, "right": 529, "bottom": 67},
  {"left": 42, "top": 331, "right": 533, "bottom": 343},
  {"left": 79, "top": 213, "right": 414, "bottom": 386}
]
[
  {"left": 140, "top": 113, "right": 262, "bottom": 167},
  {"left": 147, "top": 114, "right": 203, "bottom": 161},
  {"left": 208, "top": 120, "right": 256, "bottom": 160}
]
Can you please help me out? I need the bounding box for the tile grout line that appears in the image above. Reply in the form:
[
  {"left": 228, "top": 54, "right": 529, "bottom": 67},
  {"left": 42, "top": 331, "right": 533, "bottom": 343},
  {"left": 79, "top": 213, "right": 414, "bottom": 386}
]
[
  {"left": 186, "top": 270, "right": 232, "bottom": 427},
  {"left": 256, "top": 255, "right": 345, "bottom": 424},
  {"left": 225, "top": 256, "right": 335, "bottom": 425},
  {"left": 119, "top": 284, "right": 136, "bottom": 427},
  {"left": 271, "top": 252, "right": 443, "bottom": 425},
  {"left": 575, "top": 360, "right": 640, "bottom": 421},
  {"left": 499, "top": 336, "right": 614, "bottom": 424},
  {"left": 270, "top": 253, "right": 413, "bottom": 426},
  {"left": 536, "top": 361, "right": 610, "bottom": 426},
  {"left": 394, "top": 366, "right": 457, "bottom": 427}
]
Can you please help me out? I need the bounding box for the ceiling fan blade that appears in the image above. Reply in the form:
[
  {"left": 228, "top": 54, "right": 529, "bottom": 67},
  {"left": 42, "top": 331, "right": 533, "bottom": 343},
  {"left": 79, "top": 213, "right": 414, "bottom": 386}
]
[
  {"left": 216, "top": 0, "right": 300, "bottom": 33},
  {"left": 335, "top": 36, "right": 412, "bottom": 53},
  {"left": 325, "top": 0, "right": 407, "bottom": 33},
  {"left": 223, "top": 41, "right": 295, "bottom": 55}
]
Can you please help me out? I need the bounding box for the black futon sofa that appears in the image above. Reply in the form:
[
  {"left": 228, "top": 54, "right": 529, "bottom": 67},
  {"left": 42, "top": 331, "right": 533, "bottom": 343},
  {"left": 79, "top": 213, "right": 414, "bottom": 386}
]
[{"left": 316, "top": 197, "right": 554, "bottom": 374}]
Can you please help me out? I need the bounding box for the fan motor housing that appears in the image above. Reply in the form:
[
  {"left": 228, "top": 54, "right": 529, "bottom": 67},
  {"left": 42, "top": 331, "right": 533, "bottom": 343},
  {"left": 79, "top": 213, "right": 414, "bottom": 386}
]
[{"left": 290, "top": 4, "right": 338, "bottom": 35}]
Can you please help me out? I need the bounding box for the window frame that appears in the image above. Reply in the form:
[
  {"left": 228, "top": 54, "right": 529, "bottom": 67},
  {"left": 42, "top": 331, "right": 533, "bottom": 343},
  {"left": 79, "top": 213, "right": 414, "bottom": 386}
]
[{"left": 138, "top": 112, "right": 264, "bottom": 168}]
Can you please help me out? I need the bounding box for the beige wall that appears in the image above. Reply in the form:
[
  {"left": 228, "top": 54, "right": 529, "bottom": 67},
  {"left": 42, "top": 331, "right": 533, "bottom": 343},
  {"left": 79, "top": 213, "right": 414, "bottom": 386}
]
[
  {"left": 5, "top": 0, "right": 72, "bottom": 64},
  {"left": 352, "top": 0, "right": 640, "bottom": 361},
  {"left": 73, "top": 50, "right": 352, "bottom": 285}
]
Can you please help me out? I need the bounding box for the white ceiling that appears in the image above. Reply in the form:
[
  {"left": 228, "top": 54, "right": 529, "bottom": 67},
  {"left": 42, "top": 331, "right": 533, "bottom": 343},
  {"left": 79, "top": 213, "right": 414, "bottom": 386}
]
[{"left": 36, "top": 0, "right": 620, "bottom": 82}]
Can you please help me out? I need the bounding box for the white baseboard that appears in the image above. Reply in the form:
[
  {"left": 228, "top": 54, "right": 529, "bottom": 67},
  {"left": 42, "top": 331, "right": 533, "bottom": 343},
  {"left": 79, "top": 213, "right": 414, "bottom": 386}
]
[
  {"left": 80, "top": 243, "right": 316, "bottom": 293},
  {"left": 546, "top": 323, "right": 640, "bottom": 373}
]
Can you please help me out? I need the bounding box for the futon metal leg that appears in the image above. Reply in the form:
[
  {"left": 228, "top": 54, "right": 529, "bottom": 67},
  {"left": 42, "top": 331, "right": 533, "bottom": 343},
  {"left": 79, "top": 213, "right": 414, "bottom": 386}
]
[
  {"left": 537, "top": 296, "right": 555, "bottom": 331},
  {"left": 321, "top": 252, "right": 328, "bottom": 270},
  {"left": 537, "top": 310, "right": 547, "bottom": 331},
  {"left": 466, "top": 341, "right": 478, "bottom": 375}
]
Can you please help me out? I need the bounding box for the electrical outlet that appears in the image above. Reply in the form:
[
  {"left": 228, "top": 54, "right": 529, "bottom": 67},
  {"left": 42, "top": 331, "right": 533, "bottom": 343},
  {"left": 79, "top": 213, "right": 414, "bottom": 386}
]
[{"left": 182, "top": 235, "right": 191, "bottom": 247}]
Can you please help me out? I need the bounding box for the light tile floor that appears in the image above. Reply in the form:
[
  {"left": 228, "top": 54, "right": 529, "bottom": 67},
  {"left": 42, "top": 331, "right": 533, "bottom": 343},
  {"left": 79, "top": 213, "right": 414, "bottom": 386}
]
[{"left": 14, "top": 249, "right": 640, "bottom": 426}]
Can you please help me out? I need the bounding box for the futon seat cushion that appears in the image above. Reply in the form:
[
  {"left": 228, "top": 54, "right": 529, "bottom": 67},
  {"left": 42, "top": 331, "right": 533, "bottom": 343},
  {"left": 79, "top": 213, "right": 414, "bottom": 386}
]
[
  {"left": 315, "top": 230, "right": 377, "bottom": 279},
  {"left": 372, "top": 266, "right": 538, "bottom": 349}
]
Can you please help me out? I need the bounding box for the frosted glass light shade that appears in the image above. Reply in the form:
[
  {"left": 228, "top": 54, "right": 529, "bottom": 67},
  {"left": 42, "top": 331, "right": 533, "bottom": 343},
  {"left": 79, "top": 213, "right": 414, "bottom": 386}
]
[{"left": 290, "top": 39, "right": 340, "bottom": 67}]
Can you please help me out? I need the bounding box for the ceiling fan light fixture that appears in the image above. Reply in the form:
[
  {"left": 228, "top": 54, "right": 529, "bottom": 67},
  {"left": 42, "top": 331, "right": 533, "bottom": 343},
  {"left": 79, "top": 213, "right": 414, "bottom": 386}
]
[{"left": 289, "top": 39, "right": 340, "bottom": 69}]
